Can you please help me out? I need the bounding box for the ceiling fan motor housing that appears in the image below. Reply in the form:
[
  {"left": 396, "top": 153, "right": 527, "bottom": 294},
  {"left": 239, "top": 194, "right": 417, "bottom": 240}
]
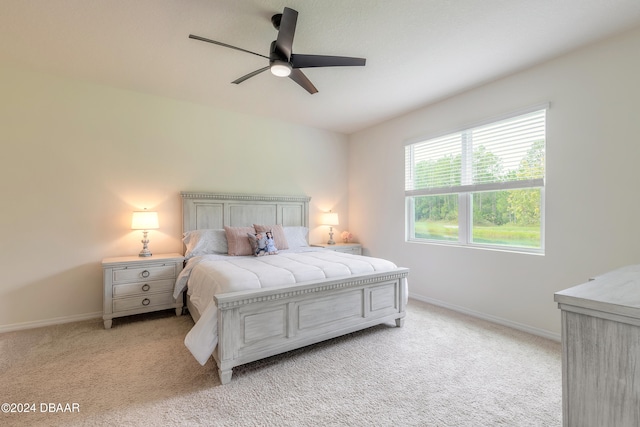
[
  {"left": 269, "top": 40, "right": 291, "bottom": 76},
  {"left": 269, "top": 40, "right": 288, "bottom": 63}
]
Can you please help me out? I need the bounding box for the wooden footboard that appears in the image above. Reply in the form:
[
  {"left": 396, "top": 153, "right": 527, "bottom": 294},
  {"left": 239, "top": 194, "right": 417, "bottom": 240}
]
[{"left": 213, "top": 268, "right": 409, "bottom": 384}]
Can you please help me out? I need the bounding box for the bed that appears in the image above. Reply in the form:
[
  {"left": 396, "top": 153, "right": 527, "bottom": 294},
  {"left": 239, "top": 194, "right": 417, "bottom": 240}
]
[{"left": 174, "top": 192, "right": 409, "bottom": 384}]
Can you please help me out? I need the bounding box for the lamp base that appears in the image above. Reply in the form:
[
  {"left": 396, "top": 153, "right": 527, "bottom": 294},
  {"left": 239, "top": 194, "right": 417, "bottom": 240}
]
[
  {"left": 138, "top": 231, "right": 153, "bottom": 257},
  {"left": 327, "top": 228, "right": 335, "bottom": 245}
]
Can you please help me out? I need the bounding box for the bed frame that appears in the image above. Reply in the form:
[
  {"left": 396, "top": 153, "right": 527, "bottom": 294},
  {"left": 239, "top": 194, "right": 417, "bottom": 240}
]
[{"left": 181, "top": 191, "right": 409, "bottom": 384}]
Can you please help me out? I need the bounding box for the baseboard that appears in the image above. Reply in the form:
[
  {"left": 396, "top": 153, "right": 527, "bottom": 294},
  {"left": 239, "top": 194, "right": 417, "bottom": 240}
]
[
  {"left": 409, "top": 294, "right": 561, "bottom": 342},
  {"left": 0, "top": 311, "right": 103, "bottom": 333}
]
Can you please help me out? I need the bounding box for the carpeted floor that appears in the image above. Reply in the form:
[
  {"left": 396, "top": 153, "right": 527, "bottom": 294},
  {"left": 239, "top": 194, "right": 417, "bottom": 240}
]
[{"left": 0, "top": 300, "right": 561, "bottom": 426}]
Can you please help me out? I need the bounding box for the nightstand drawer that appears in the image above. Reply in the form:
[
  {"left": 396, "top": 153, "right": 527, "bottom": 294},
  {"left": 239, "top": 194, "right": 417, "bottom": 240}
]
[
  {"left": 311, "top": 243, "right": 362, "bottom": 255},
  {"left": 339, "top": 247, "right": 362, "bottom": 255},
  {"left": 113, "top": 279, "right": 175, "bottom": 298},
  {"left": 112, "top": 264, "right": 176, "bottom": 284},
  {"left": 113, "top": 292, "right": 175, "bottom": 313}
]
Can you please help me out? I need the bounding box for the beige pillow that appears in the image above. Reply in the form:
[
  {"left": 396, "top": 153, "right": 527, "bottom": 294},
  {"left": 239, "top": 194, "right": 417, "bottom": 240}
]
[
  {"left": 224, "top": 226, "right": 256, "bottom": 256},
  {"left": 253, "top": 224, "right": 289, "bottom": 250}
]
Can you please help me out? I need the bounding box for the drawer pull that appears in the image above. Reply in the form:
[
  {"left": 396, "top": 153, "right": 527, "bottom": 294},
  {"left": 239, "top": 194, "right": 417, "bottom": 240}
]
[
  {"left": 141, "top": 270, "right": 150, "bottom": 278},
  {"left": 142, "top": 298, "right": 151, "bottom": 306},
  {"left": 141, "top": 284, "right": 150, "bottom": 292}
]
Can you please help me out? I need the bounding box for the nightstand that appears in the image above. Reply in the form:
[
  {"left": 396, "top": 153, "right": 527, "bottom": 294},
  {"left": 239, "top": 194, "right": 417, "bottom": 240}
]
[
  {"left": 311, "top": 242, "right": 362, "bottom": 255},
  {"left": 102, "top": 253, "right": 184, "bottom": 329}
]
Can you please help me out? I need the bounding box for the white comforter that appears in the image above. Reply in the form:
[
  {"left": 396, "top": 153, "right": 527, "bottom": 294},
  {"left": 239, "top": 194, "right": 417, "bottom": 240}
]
[{"left": 173, "top": 248, "right": 399, "bottom": 365}]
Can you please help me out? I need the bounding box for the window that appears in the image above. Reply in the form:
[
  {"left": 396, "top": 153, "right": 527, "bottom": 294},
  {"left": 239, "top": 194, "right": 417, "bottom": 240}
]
[{"left": 405, "top": 106, "right": 546, "bottom": 253}]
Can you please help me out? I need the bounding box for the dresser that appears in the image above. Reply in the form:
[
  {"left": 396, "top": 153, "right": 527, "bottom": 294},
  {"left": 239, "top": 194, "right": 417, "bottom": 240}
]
[
  {"left": 554, "top": 265, "right": 640, "bottom": 427},
  {"left": 102, "top": 253, "right": 184, "bottom": 329},
  {"left": 311, "top": 242, "right": 362, "bottom": 255}
]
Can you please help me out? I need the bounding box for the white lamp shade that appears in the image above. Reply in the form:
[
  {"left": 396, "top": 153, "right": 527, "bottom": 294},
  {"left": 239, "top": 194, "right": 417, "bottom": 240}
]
[
  {"left": 322, "top": 212, "right": 339, "bottom": 226},
  {"left": 131, "top": 210, "right": 159, "bottom": 230}
]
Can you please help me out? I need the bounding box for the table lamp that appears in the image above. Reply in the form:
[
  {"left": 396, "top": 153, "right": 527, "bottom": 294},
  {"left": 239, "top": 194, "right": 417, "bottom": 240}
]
[
  {"left": 322, "top": 211, "right": 339, "bottom": 245},
  {"left": 131, "top": 209, "right": 159, "bottom": 257}
]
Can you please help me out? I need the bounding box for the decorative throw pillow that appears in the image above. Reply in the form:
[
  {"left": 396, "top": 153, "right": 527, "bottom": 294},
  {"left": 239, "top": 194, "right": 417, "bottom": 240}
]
[
  {"left": 246, "top": 232, "right": 268, "bottom": 256},
  {"left": 253, "top": 224, "right": 289, "bottom": 250},
  {"left": 224, "top": 226, "right": 256, "bottom": 256},
  {"left": 246, "top": 233, "right": 257, "bottom": 255}
]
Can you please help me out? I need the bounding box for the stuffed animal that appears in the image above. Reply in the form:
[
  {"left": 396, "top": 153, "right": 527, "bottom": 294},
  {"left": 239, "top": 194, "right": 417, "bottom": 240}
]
[{"left": 265, "top": 231, "right": 278, "bottom": 255}]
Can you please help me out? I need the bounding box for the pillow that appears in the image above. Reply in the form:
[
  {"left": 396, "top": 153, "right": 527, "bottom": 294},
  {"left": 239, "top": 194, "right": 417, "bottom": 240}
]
[
  {"left": 253, "top": 224, "right": 289, "bottom": 250},
  {"left": 247, "top": 232, "right": 275, "bottom": 256},
  {"left": 246, "top": 233, "right": 260, "bottom": 256},
  {"left": 283, "top": 226, "right": 309, "bottom": 249},
  {"left": 182, "top": 229, "right": 228, "bottom": 259},
  {"left": 224, "top": 226, "right": 256, "bottom": 256}
]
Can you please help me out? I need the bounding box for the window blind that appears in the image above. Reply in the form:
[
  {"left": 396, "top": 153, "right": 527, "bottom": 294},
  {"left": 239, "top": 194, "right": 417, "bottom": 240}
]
[{"left": 405, "top": 108, "right": 546, "bottom": 196}]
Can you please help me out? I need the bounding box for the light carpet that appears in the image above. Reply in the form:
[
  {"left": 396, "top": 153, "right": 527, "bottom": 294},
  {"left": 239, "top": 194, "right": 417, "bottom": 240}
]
[{"left": 0, "top": 300, "right": 561, "bottom": 426}]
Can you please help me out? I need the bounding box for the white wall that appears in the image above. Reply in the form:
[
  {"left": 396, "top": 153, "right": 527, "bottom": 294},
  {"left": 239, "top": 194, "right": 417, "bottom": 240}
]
[
  {"left": 348, "top": 26, "right": 640, "bottom": 337},
  {"left": 0, "top": 66, "right": 349, "bottom": 330}
]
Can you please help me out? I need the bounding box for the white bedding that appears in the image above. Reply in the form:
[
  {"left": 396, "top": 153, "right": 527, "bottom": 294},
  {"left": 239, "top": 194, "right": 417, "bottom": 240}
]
[{"left": 173, "top": 248, "right": 400, "bottom": 365}]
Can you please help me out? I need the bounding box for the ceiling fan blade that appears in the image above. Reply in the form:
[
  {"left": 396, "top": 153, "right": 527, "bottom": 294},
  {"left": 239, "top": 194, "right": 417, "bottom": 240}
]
[
  {"left": 189, "top": 34, "right": 269, "bottom": 59},
  {"left": 275, "top": 7, "right": 298, "bottom": 60},
  {"left": 232, "top": 66, "right": 270, "bottom": 84},
  {"left": 291, "top": 54, "right": 366, "bottom": 68},
  {"left": 289, "top": 69, "right": 318, "bottom": 94}
]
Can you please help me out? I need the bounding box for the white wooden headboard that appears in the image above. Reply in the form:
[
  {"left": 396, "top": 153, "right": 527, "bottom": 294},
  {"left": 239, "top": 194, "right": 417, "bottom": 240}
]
[{"left": 181, "top": 192, "right": 310, "bottom": 233}]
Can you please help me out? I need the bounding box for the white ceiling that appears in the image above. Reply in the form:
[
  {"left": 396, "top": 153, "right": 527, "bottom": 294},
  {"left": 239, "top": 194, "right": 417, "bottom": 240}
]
[{"left": 2, "top": 0, "right": 640, "bottom": 134}]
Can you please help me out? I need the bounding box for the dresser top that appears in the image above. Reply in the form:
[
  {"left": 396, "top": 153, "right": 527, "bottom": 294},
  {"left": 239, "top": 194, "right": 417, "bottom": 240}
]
[{"left": 554, "top": 264, "right": 640, "bottom": 318}]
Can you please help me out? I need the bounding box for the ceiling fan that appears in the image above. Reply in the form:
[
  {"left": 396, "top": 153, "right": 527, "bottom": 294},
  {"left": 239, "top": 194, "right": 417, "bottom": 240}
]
[{"left": 189, "top": 7, "right": 366, "bottom": 94}]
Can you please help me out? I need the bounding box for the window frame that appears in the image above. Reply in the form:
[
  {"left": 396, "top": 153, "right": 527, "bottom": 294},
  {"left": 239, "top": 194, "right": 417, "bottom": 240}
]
[{"left": 404, "top": 104, "right": 548, "bottom": 254}]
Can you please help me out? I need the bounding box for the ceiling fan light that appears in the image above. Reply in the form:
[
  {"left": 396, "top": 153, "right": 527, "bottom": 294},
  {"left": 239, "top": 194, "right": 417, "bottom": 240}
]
[{"left": 270, "top": 61, "right": 292, "bottom": 77}]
